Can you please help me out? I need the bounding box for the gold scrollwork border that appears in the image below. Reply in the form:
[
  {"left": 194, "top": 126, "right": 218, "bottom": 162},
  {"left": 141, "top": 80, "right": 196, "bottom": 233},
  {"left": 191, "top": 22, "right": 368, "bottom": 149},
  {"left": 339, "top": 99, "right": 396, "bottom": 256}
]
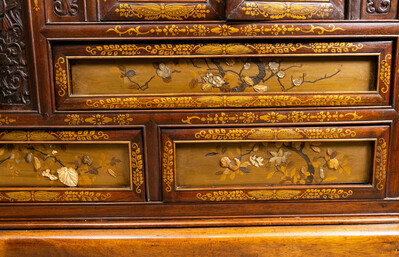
[
  {"left": 106, "top": 24, "right": 346, "bottom": 37},
  {"left": 196, "top": 189, "right": 353, "bottom": 201},
  {"left": 49, "top": 131, "right": 110, "bottom": 141},
  {"left": 376, "top": 138, "right": 388, "bottom": 190},
  {"left": 55, "top": 57, "right": 67, "bottom": 97},
  {"left": 85, "top": 95, "right": 363, "bottom": 109},
  {"left": 0, "top": 130, "right": 110, "bottom": 141},
  {"left": 163, "top": 139, "right": 174, "bottom": 192},
  {"left": 182, "top": 111, "right": 363, "bottom": 124},
  {"left": 380, "top": 54, "right": 391, "bottom": 94},
  {"left": 0, "top": 191, "right": 112, "bottom": 202},
  {"left": 64, "top": 114, "right": 134, "bottom": 126},
  {"left": 85, "top": 42, "right": 364, "bottom": 56},
  {"left": 115, "top": 3, "right": 210, "bottom": 20},
  {"left": 132, "top": 143, "right": 144, "bottom": 194},
  {"left": 194, "top": 128, "right": 357, "bottom": 140},
  {"left": 241, "top": 3, "right": 334, "bottom": 20}
]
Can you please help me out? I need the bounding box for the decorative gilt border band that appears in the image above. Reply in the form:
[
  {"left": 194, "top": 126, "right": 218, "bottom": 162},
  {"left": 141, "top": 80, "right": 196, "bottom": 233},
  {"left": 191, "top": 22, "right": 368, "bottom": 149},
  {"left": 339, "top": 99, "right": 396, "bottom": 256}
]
[
  {"left": 85, "top": 95, "right": 363, "bottom": 109},
  {"left": 115, "top": 3, "right": 210, "bottom": 20},
  {"left": 106, "top": 24, "right": 346, "bottom": 37},
  {"left": 376, "top": 138, "right": 388, "bottom": 190},
  {"left": 241, "top": 2, "right": 334, "bottom": 20},
  {"left": 163, "top": 139, "right": 174, "bottom": 192},
  {"left": 0, "top": 191, "right": 111, "bottom": 202},
  {"left": 64, "top": 114, "right": 134, "bottom": 125},
  {"left": 85, "top": 42, "right": 364, "bottom": 56},
  {"left": 182, "top": 111, "right": 363, "bottom": 124},
  {"left": 196, "top": 189, "right": 353, "bottom": 201},
  {"left": 193, "top": 128, "right": 357, "bottom": 140},
  {"left": 380, "top": 54, "right": 391, "bottom": 94},
  {"left": 0, "top": 131, "right": 110, "bottom": 141},
  {"left": 55, "top": 57, "right": 67, "bottom": 97},
  {"left": 132, "top": 143, "right": 144, "bottom": 194}
]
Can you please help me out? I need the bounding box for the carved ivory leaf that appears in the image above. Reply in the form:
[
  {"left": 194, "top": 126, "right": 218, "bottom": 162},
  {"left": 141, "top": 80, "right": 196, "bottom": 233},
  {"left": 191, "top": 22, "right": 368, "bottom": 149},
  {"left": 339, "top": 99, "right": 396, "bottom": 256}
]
[{"left": 57, "top": 167, "right": 79, "bottom": 187}]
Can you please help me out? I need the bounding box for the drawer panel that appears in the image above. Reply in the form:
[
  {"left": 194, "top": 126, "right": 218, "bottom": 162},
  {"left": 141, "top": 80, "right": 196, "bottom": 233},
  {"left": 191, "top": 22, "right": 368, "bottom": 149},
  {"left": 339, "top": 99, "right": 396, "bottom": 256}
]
[
  {"left": 52, "top": 40, "right": 392, "bottom": 110},
  {"left": 161, "top": 125, "right": 389, "bottom": 202},
  {"left": 98, "top": 0, "right": 225, "bottom": 21},
  {"left": 0, "top": 129, "right": 145, "bottom": 202},
  {"left": 226, "top": 0, "right": 344, "bottom": 21}
]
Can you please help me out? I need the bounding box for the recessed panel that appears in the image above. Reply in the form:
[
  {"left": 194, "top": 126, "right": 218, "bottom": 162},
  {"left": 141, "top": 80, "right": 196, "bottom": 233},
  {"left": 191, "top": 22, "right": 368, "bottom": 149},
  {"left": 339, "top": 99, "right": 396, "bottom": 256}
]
[
  {"left": 0, "top": 143, "right": 130, "bottom": 188},
  {"left": 176, "top": 141, "right": 373, "bottom": 188},
  {"left": 70, "top": 56, "right": 376, "bottom": 96}
]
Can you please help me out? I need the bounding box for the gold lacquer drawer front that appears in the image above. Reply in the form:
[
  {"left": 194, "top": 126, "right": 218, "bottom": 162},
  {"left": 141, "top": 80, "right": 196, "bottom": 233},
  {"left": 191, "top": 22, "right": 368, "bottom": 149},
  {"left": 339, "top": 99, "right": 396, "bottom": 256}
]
[
  {"left": 0, "top": 129, "right": 145, "bottom": 203},
  {"left": 52, "top": 40, "right": 392, "bottom": 110},
  {"left": 161, "top": 125, "right": 389, "bottom": 203}
]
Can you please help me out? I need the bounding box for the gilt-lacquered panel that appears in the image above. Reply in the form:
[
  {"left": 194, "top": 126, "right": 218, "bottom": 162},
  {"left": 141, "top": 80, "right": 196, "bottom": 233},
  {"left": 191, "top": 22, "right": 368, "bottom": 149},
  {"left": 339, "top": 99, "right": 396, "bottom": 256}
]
[
  {"left": 0, "top": 130, "right": 145, "bottom": 202},
  {"left": 52, "top": 40, "right": 392, "bottom": 110},
  {"left": 162, "top": 126, "right": 389, "bottom": 202}
]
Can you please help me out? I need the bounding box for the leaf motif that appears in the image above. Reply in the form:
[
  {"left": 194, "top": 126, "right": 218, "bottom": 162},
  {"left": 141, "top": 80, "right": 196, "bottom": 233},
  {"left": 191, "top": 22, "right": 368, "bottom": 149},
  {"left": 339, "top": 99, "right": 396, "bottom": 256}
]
[
  {"left": 108, "top": 168, "right": 117, "bottom": 178},
  {"left": 290, "top": 168, "right": 296, "bottom": 178},
  {"left": 327, "top": 148, "right": 333, "bottom": 156},
  {"left": 57, "top": 167, "right": 78, "bottom": 187},
  {"left": 195, "top": 45, "right": 223, "bottom": 55},
  {"left": 189, "top": 70, "right": 197, "bottom": 79},
  {"left": 33, "top": 157, "right": 41, "bottom": 170},
  {"left": 226, "top": 45, "right": 253, "bottom": 55},
  {"left": 224, "top": 73, "right": 235, "bottom": 83},
  {"left": 189, "top": 79, "right": 198, "bottom": 89},
  {"left": 330, "top": 151, "right": 338, "bottom": 159},
  {"left": 322, "top": 177, "right": 337, "bottom": 182},
  {"left": 311, "top": 146, "right": 321, "bottom": 153},
  {"left": 266, "top": 171, "right": 275, "bottom": 179},
  {"left": 0, "top": 148, "right": 4, "bottom": 156},
  {"left": 343, "top": 166, "right": 352, "bottom": 175},
  {"left": 205, "top": 152, "right": 218, "bottom": 157},
  {"left": 25, "top": 153, "right": 33, "bottom": 163},
  {"left": 220, "top": 174, "right": 227, "bottom": 181},
  {"left": 239, "top": 167, "right": 250, "bottom": 173}
]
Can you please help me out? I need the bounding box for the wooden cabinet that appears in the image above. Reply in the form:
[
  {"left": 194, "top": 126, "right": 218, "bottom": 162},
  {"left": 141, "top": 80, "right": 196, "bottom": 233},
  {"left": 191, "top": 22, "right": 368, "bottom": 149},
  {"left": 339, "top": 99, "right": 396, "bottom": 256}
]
[{"left": 1, "top": 0, "right": 399, "bottom": 255}]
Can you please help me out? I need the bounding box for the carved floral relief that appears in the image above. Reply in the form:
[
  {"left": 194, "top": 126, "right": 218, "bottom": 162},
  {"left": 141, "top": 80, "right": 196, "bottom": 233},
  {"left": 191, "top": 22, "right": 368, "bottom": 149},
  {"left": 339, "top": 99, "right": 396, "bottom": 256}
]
[{"left": 0, "top": 0, "right": 30, "bottom": 105}]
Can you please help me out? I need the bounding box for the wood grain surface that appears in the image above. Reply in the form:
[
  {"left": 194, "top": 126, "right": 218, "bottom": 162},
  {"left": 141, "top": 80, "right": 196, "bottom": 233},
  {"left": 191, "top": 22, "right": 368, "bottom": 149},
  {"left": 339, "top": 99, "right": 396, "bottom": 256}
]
[{"left": 1, "top": 224, "right": 399, "bottom": 257}]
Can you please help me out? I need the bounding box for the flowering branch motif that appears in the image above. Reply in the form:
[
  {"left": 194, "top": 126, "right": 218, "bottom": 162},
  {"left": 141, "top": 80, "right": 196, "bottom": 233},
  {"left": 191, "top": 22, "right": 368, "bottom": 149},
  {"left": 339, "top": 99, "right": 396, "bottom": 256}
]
[
  {"left": 116, "top": 58, "right": 341, "bottom": 94},
  {"left": 205, "top": 142, "right": 352, "bottom": 185},
  {"left": 0, "top": 144, "right": 123, "bottom": 187}
]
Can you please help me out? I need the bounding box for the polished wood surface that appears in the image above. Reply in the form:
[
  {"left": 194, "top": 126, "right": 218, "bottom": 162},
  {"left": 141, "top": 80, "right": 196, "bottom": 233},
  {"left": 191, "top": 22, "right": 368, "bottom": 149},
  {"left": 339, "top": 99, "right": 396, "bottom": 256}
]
[{"left": 1, "top": 224, "right": 399, "bottom": 257}]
